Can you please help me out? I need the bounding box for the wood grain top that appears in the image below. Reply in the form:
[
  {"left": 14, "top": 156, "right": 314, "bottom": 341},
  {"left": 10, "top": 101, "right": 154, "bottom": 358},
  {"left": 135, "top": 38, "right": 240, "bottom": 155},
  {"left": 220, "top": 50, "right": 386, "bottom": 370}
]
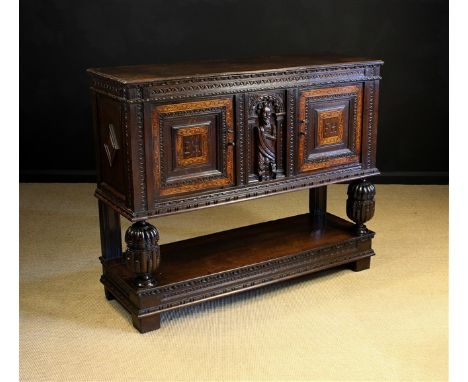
[
  {"left": 104, "top": 213, "right": 371, "bottom": 287},
  {"left": 87, "top": 55, "right": 383, "bottom": 84}
]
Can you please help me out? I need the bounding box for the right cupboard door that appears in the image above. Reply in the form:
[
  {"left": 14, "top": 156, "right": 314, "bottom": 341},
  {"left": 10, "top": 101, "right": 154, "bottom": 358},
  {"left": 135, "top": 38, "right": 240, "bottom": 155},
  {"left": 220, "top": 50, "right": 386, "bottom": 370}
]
[{"left": 297, "top": 84, "right": 363, "bottom": 173}]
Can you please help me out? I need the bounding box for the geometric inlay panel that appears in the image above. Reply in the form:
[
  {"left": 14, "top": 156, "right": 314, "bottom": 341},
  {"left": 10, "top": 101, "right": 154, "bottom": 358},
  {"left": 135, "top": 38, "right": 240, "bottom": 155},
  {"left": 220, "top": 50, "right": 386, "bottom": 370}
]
[
  {"left": 316, "top": 106, "right": 345, "bottom": 146},
  {"left": 103, "top": 123, "right": 120, "bottom": 167},
  {"left": 298, "top": 84, "right": 363, "bottom": 173},
  {"left": 175, "top": 124, "right": 209, "bottom": 167},
  {"left": 152, "top": 97, "right": 235, "bottom": 197}
]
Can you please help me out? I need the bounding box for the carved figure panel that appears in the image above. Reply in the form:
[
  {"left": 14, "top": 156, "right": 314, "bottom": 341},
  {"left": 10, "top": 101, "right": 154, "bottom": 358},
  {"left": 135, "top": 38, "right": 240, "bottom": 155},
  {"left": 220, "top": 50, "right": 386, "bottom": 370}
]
[{"left": 248, "top": 94, "right": 285, "bottom": 181}]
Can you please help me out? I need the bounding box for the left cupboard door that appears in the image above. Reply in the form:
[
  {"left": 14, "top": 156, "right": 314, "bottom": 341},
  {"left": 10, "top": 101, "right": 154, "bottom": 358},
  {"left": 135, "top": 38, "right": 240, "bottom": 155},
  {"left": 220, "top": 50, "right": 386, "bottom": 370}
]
[{"left": 150, "top": 97, "right": 236, "bottom": 197}]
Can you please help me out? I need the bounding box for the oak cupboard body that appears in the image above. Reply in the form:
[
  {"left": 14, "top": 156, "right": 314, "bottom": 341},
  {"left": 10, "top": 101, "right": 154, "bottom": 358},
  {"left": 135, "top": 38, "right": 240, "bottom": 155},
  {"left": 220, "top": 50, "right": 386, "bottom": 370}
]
[{"left": 88, "top": 55, "right": 382, "bottom": 332}]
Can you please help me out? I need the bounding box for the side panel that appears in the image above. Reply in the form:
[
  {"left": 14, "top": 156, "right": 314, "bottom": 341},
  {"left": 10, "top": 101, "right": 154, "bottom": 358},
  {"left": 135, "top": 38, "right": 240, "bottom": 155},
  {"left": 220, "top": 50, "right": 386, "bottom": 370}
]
[{"left": 94, "top": 93, "right": 128, "bottom": 206}]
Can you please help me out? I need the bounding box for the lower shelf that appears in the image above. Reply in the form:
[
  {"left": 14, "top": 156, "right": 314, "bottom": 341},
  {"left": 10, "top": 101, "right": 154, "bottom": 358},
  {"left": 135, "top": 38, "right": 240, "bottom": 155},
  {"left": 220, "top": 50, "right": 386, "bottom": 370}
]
[{"left": 101, "top": 213, "right": 375, "bottom": 333}]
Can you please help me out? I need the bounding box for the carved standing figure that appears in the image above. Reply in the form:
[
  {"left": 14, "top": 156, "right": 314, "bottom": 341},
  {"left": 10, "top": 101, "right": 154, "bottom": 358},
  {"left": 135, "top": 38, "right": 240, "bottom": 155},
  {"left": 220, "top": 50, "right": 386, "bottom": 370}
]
[{"left": 257, "top": 102, "right": 277, "bottom": 180}]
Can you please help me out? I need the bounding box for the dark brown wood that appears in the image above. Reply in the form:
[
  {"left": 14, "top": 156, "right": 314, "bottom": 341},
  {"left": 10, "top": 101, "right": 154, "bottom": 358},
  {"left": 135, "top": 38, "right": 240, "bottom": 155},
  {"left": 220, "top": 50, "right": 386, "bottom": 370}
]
[
  {"left": 98, "top": 199, "right": 122, "bottom": 300},
  {"left": 100, "top": 213, "right": 375, "bottom": 332},
  {"left": 348, "top": 257, "right": 371, "bottom": 272},
  {"left": 247, "top": 94, "right": 285, "bottom": 181},
  {"left": 87, "top": 55, "right": 383, "bottom": 84},
  {"left": 90, "top": 56, "right": 381, "bottom": 221},
  {"left": 155, "top": 213, "right": 366, "bottom": 285},
  {"left": 124, "top": 221, "right": 160, "bottom": 288},
  {"left": 132, "top": 313, "right": 161, "bottom": 333},
  {"left": 151, "top": 98, "right": 235, "bottom": 197},
  {"left": 309, "top": 186, "right": 327, "bottom": 230},
  {"left": 346, "top": 178, "right": 376, "bottom": 235},
  {"left": 98, "top": 199, "right": 122, "bottom": 260},
  {"left": 104, "top": 288, "right": 115, "bottom": 301},
  {"left": 89, "top": 55, "right": 382, "bottom": 332},
  {"left": 94, "top": 95, "right": 128, "bottom": 207},
  {"left": 297, "top": 85, "right": 362, "bottom": 173}
]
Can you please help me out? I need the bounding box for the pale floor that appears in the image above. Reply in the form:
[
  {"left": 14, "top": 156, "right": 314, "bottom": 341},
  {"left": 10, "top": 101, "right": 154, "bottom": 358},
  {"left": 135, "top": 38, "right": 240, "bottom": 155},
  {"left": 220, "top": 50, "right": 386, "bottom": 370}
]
[{"left": 19, "top": 184, "right": 448, "bottom": 381}]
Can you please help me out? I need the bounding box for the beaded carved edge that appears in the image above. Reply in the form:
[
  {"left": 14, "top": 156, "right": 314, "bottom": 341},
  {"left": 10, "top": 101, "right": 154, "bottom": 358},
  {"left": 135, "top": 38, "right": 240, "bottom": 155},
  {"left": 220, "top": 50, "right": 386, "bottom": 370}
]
[{"left": 89, "top": 64, "right": 381, "bottom": 103}]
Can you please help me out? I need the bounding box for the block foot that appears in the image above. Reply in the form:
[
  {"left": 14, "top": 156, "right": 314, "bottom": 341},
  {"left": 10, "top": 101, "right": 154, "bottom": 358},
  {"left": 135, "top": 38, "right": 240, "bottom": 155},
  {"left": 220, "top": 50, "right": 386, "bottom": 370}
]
[
  {"left": 104, "top": 288, "right": 115, "bottom": 300},
  {"left": 132, "top": 314, "right": 161, "bottom": 333},
  {"left": 349, "top": 257, "right": 371, "bottom": 272}
]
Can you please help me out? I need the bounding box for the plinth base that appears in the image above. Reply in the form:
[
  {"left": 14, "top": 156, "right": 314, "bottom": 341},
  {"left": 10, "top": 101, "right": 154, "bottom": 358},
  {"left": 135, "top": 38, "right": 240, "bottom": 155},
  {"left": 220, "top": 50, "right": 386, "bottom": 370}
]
[{"left": 100, "top": 213, "right": 375, "bottom": 333}]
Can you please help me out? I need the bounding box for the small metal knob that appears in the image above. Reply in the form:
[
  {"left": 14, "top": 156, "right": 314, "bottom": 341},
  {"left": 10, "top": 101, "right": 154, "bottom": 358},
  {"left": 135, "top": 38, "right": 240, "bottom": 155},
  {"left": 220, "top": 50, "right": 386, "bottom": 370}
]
[
  {"left": 299, "top": 131, "right": 306, "bottom": 136},
  {"left": 227, "top": 141, "right": 236, "bottom": 147}
]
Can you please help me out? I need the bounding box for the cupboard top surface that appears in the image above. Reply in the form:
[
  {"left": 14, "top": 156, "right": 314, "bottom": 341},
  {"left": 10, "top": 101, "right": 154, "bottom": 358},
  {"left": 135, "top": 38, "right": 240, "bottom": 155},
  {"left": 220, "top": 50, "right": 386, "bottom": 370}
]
[{"left": 87, "top": 55, "right": 383, "bottom": 84}]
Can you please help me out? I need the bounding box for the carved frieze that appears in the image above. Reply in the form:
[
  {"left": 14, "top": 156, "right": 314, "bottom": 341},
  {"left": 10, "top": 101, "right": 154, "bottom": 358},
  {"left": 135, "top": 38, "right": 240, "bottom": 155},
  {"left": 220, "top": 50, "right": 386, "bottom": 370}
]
[{"left": 89, "top": 64, "right": 381, "bottom": 103}]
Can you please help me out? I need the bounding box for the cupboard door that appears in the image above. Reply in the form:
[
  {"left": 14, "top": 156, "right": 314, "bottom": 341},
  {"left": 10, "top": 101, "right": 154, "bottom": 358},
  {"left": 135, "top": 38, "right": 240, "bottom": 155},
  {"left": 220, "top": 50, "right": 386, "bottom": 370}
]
[
  {"left": 151, "top": 98, "right": 235, "bottom": 197},
  {"left": 297, "top": 85, "right": 363, "bottom": 173}
]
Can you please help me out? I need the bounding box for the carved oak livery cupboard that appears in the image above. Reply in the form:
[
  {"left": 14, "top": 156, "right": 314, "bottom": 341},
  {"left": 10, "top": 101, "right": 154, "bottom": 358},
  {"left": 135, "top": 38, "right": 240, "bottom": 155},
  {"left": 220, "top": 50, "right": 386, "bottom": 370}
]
[{"left": 88, "top": 56, "right": 382, "bottom": 333}]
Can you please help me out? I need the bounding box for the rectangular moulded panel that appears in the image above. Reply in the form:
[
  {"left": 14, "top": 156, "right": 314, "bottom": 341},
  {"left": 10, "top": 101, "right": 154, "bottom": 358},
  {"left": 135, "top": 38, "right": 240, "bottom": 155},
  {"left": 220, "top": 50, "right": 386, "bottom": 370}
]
[
  {"left": 297, "top": 84, "right": 363, "bottom": 173},
  {"left": 95, "top": 94, "right": 128, "bottom": 205},
  {"left": 150, "top": 98, "right": 236, "bottom": 197}
]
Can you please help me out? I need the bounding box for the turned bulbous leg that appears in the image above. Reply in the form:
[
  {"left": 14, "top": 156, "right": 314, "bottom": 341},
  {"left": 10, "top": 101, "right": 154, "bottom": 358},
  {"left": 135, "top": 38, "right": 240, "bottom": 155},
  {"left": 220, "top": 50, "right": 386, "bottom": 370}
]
[
  {"left": 124, "top": 221, "right": 160, "bottom": 288},
  {"left": 346, "top": 179, "right": 376, "bottom": 235}
]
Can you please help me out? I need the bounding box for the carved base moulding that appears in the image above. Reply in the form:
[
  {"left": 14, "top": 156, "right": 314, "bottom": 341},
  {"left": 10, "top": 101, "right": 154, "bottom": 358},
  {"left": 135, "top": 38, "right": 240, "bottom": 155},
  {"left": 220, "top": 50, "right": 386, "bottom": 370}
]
[
  {"left": 101, "top": 214, "right": 375, "bottom": 333},
  {"left": 89, "top": 55, "right": 382, "bottom": 332}
]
